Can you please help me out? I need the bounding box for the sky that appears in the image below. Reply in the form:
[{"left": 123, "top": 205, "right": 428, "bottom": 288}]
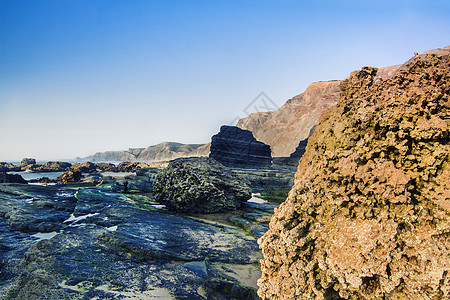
[{"left": 1, "top": 0, "right": 449, "bottom": 161}]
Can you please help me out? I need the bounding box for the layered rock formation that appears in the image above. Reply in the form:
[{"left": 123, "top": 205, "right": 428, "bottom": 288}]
[
  {"left": 237, "top": 80, "right": 340, "bottom": 156},
  {"left": 210, "top": 125, "right": 272, "bottom": 168},
  {"left": 79, "top": 142, "right": 210, "bottom": 162},
  {"left": 258, "top": 47, "right": 450, "bottom": 299},
  {"left": 153, "top": 157, "right": 252, "bottom": 213}
]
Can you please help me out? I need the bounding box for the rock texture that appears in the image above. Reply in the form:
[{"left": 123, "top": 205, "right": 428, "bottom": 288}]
[
  {"left": 258, "top": 47, "right": 450, "bottom": 299},
  {"left": 79, "top": 142, "right": 210, "bottom": 162},
  {"left": 210, "top": 125, "right": 272, "bottom": 168},
  {"left": 28, "top": 161, "right": 72, "bottom": 172},
  {"left": 0, "top": 172, "right": 27, "bottom": 184},
  {"left": 237, "top": 80, "right": 340, "bottom": 156},
  {"left": 153, "top": 157, "right": 252, "bottom": 213},
  {"left": 20, "top": 158, "right": 36, "bottom": 168}
]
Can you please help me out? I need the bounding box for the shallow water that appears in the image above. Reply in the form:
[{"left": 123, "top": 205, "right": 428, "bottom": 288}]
[{"left": 8, "top": 171, "right": 64, "bottom": 180}]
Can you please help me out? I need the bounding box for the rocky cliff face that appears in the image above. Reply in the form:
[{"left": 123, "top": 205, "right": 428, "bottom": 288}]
[
  {"left": 237, "top": 80, "right": 340, "bottom": 157},
  {"left": 210, "top": 125, "right": 272, "bottom": 168},
  {"left": 79, "top": 142, "right": 210, "bottom": 162},
  {"left": 258, "top": 47, "right": 450, "bottom": 299}
]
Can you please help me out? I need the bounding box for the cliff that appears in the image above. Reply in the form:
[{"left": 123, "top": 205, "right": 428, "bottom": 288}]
[
  {"left": 237, "top": 80, "right": 340, "bottom": 157},
  {"left": 78, "top": 142, "right": 210, "bottom": 162},
  {"left": 258, "top": 46, "right": 450, "bottom": 299}
]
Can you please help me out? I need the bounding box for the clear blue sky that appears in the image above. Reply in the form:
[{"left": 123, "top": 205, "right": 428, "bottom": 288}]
[{"left": 1, "top": 0, "right": 449, "bottom": 161}]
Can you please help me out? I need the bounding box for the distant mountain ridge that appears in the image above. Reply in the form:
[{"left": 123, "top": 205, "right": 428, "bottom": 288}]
[{"left": 76, "top": 142, "right": 210, "bottom": 163}]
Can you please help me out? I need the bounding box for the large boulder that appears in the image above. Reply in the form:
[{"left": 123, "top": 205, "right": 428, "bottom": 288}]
[
  {"left": 258, "top": 47, "right": 450, "bottom": 299},
  {"left": 153, "top": 157, "right": 252, "bottom": 213},
  {"left": 210, "top": 125, "right": 272, "bottom": 168},
  {"left": 71, "top": 162, "right": 97, "bottom": 173},
  {"left": 57, "top": 170, "right": 83, "bottom": 184}
]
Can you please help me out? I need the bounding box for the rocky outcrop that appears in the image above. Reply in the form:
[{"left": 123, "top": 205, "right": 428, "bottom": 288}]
[
  {"left": 71, "top": 162, "right": 97, "bottom": 173},
  {"left": 237, "top": 80, "right": 340, "bottom": 157},
  {"left": 20, "top": 158, "right": 36, "bottom": 169},
  {"left": 79, "top": 142, "right": 210, "bottom": 163},
  {"left": 258, "top": 47, "right": 450, "bottom": 299},
  {"left": 57, "top": 170, "right": 83, "bottom": 184},
  {"left": 0, "top": 162, "right": 21, "bottom": 172},
  {"left": 153, "top": 157, "right": 252, "bottom": 213},
  {"left": 210, "top": 125, "right": 272, "bottom": 168},
  {"left": 0, "top": 183, "right": 263, "bottom": 299},
  {"left": 28, "top": 161, "right": 72, "bottom": 172},
  {"left": 0, "top": 172, "right": 27, "bottom": 184}
]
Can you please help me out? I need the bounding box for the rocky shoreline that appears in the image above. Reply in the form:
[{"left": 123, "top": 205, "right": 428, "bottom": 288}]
[{"left": 0, "top": 157, "right": 294, "bottom": 299}]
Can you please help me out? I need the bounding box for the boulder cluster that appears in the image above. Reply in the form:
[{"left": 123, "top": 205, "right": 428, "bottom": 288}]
[{"left": 258, "top": 49, "right": 450, "bottom": 299}]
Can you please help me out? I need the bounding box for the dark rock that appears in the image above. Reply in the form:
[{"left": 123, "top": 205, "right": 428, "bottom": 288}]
[
  {"left": 289, "top": 137, "right": 308, "bottom": 159},
  {"left": 153, "top": 157, "right": 252, "bottom": 213},
  {"left": 210, "top": 125, "right": 272, "bottom": 168},
  {"left": 57, "top": 170, "right": 83, "bottom": 184},
  {"left": 28, "top": 161, "right": 72, "bottom": 172},
  {"left": 28, "top": 177, "right": 57, "bottom": 184},
  {"left": 0, "top": 162, "right": 21, "bottom": 172},
  {"left": 112, "top": 167, "right": 161, "bottom": 192},
  {"left": 0, "top": 172, "right": 27, "bottom": 184}
]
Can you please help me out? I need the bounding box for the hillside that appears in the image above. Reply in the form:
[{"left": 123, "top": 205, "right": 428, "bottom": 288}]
[
  {"left": 237, "top": 80, "right": 341, "bottom": 157},
  {"left": 77, "top": 142, "right": 210, "bottom": 162}
]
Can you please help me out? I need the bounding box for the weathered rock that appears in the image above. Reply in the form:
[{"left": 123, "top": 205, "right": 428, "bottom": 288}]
[
  {"left": 28, "top": 161, "right": 72, "bottom": 172},
  {"left": 112, "top": 167, "right": 161, "bottom": 192},
  {"left": 20, "top": 158, "right": 36, "bottom": 169},
  {"left": 57, "top": 170, "right": 83, "bottom": 184},
  {"left": 237, "top": 80, "right": 340, "bottom": 156},
  {"left": 232, "top": 168, "right": 295, "bottom": 191},
  {"left": 116, "top": 161, "right": 149, "bottom": 172},
  {"left": 0, "top": 172, "right": 27, "bottom": 184},
  {"left": 94, "top": 162, "right": 118, "bottom": 172},
  {"left": 210, "top": 125, "right": 272, "bottom": 168},
  {"left": 0, "top": 184, "right": 263, "bottom": 299},
  {"left": 153, "top": 157, "right": 252, "bottom": 213},
  {"left": 0, "top": 162, "right": 21, "bottom": 172},
  {"left": 258, "top": 47, "right": 450, "bottom": 299},
  {"left": 71, "top": 162, "right": 97, "bottom": 173}
]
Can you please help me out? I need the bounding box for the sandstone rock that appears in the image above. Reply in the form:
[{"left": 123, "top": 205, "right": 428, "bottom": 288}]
[
  {"left": 29, "top": 161, "right": 72, "bottom": 172},
  {"left": 237, "top": 80, "right": 340, "bottom": 156},
  {"left": 71, "top": 162, "right": 97, "bottom": 173},
  {"left": 20, "top": 158, "right": 36, "bottom": 168},
  {"left": 153, "top": 157, "right": 252, "bottom": 213},
  {"left": 258, "top": 48, "right": 450, "bottom": 299},
  {"left": 210, "top": 125, "right": 272, "bottom": 168},
  {"left": 58, "top": 170, "right": 83, "bottom": 184}
]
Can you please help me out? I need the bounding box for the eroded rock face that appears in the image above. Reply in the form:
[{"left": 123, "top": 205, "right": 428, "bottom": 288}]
[
  {"left": 258, "top": 47, "right": 450, "bottom": 299},
  {"left": 210, "top": 125, "right": 272, "bottom": 168},
  {"left": 153, "top": 157, "right": 252, "bottom": 213},
  {"left": 237, "top": 80, "right": 340, "bottom": 157}
]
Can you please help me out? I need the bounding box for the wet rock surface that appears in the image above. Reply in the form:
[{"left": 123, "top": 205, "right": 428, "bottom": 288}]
[
  {"left": 210, "top": 125, "right": 272, "bottom": 168},
  {"left": 0, "top": 172, "right": 27, "bottom": 184},
  {"left": 0, "top": 179, "right": 277, "bottom": 299},
  {"left": 154, "top": 157, "right": 252, "bottom": 213},
  {"left": 258, "top": 47, "right": 450, "bottom": 299}
]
